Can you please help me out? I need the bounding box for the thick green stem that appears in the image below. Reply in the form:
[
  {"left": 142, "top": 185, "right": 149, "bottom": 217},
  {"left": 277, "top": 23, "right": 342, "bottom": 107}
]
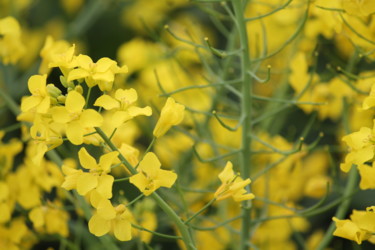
[
  {"left": 95, "top": 127, "right": 196, "bottom": 250},
  {"left": 232, "top": 0, "right": 253, "bottom": 249}
]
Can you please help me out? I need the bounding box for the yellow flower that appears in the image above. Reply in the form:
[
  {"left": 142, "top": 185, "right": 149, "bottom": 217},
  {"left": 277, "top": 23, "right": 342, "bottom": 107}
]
[
  {"left": 48, "top": 43, "right": 77, "bottom": 77},
  {"left": 357, "top": 163, "right": 375, "bottom": 189},
  {"left": 20, "top": 75, "right": 51, "bottom": 114},
  {"left": 29, "top": 203, "right": 69, "bottom": 237},
  {"left": 94, "top": 88, "right": 152, "bottom": 127},
  {"left": 39, "top": 36, "right": 72, "bottom": 75},
  {"left": 0, "top": 16, "right": 25, "bottom": 64},
  {"left": 51, "top": 90, "right": 103, "bottom": 145},
  {"left": 362, "top": 84, "right": 375, "bottom": 110},
  {"left": 62, "top": 148, "right": 118, "bottom": 202},
  {"left": 342, "top": 0, "right": 375, "bottom": 17},
  {"left": 129, "top": 152, "right": 177, "bottom": 196},
  {"left": 67, "top": 54, "right": 128, "bottom": 91},
  {"left": 214, "top": 161, "right": 254, "bottom": 202},
  {"left": 333, "top": 216, "right": 370, "bottom": 244},
  {"left": 153, "top": 97, "right": 185, "bottom": 138},
  {"left": 88, "top": 199, "right": 132, "bottom": 241},
  {"left": 341, "top": 124, "right": 375, "bottom": 172}
]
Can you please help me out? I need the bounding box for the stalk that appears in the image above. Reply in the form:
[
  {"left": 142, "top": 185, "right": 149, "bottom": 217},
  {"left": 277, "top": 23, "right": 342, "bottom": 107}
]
[{"left": 232, "top": 0, "right": 253, "bottom": 249}]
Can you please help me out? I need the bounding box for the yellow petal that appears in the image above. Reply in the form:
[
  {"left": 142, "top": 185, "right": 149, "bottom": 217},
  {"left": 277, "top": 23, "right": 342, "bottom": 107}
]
[
  {"left": 88, "top": 214, "right": 110, "bottom": 236},
  {"left": 113, "top": 217, "right": 132, "bottom": 241},
  {"left": 115, "top": 88, "right": 137, "bottom": 104},
  {"left": 28, "top": 74, "right": 47, "bottom": 96},
  {"left": 96, "top": 174, "right": 114, "bottom": 199},
  {"left": 51, "top": 106, "right": 70, "bottom": 123},
  {"left": 65, "top": 91, "right": 85, "bottom": 114},
  {"left": 78, "top": 147, "right": 97, "bottom": 170},
  {"left": 99, "top": 151, "right": 119, "bottom": 173},
  {"left": 94, "top": 95, "right": 119, "bottom": 110},
  {"left": 218, "top": 161, "right": 234, "bottom": 184},
  {"left": 138, "top": 152, "right": 160, "bottom": 178},
  {"left": 128, "top": 106, "right": 152, "bottom": 117},
  {"left": 66, "top": 121, "right": 84, "bottom": 145},
  {"left": 80, "top": 109, "right": 103, "bottom": 127},
  {"left": 76, "top": 173, "right": 98, "bottom": 195},
  {"left": 153, "top": 97, "right": 185, "bottom": 138},
  {"left": 67, "top": 68, "right": 90, "bottom": 82},
  {"left": 358, "top": 164, "right": 375, "bottom": 189},
  {"left": 96, "top": 57, "right": 116, "bottom": 72},
  {"left": 96, "top": 199, "right": 116, "bottom": 220},
  {"left": 0, "top": 203, "right": 11, "bottom": 223},
  {"left": 29, "top": 207, "right": 45, "bottom": 228},
  {"left": 155, "top": 169, "right": 177, "bottom": 188},
  {"left": 75, "top": 54, "right": 93, "bottom": 69},
  {"left": 129, "top": 173, "right": 149, "bottom": 194},
  {"left": 111, "top": 111, "right": 131, "bottom": 127},
  {"left": 36, "top": 96, "right": 50, "bottom": 113}
]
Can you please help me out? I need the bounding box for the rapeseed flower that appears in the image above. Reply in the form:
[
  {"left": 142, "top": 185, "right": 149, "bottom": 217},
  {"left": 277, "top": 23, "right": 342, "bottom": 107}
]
[
  {"left": 51, "top": 90, "right": 103, "bottom": 145},
  {"left": 62, "top": 148, "right": 118, "bottom": 203},
  {"left": 67, "top": 55, "right": 128, "bottom": 91},
  {"left": 94, "top": 88, "right": 152, "bottom": 127},
  {"left": 129, "top": 152, "right": 177, "bottom": 196},
  {"left": 20, "top": 75, "right": 50, "bottom": 114},
  {"left": 88, "top": 199, "right": 132, "bottom": 241},
  {"left": 153, "top": 97, "right": 184, "bottom": 138},
  {"left": 214, "top": 161, "right": 254, "bottom": 202}
]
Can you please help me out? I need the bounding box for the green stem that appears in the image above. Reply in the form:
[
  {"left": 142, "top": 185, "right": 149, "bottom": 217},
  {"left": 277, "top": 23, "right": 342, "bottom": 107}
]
[
  {"left": 94, "top": 127, "right": 196, "bottom": 250},
  {"left": 232, "top": 0, "right": 253, "bottom": 249},
  {"left": 315, "top": 166, "right": 358, "bottom": 250},
  {"left": 131, "top": 224, "right": 182, "bottom": 240},
  {"left": 185, "top": 198, "right": 216, "bottom": 224},
  {"left": 151, "top": 193, "right": 196, "bottom": 250},
  {"left": 126, "top": 194, "right": 144, "bottom": 207},
  {"left": 0, "top": 86, "right": 21, "bottom": 115}
]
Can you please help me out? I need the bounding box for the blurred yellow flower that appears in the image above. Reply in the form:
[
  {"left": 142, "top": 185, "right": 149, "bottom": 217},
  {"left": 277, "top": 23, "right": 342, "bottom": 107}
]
[{"left": 0, "top": 16, "right": 25, "bottom": 64}]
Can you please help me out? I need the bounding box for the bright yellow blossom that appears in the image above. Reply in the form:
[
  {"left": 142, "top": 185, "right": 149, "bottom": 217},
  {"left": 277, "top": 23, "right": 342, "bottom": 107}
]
[
  {"left": 214, "top": 161, "right": 254, "bottom": 202},
  {"left": 333, "top": 207, "right": 375, "bottom": 244},
  {"left": 88, "top": 199, "right": 132, "bottom": 241},
  {"left": 62, "top": 148, "right": 118, "bottom": 201},
  {"left": 51, "top": 90, "right": 103, "bottom": 145},
  {"left": 129, "top": 152, "right": 177, "bottom": 196},
  {"left": 94, "top": 88, "right": 152, "bottom": 127},
  {"left": 20, "top": 75, "right": 50, "bottom": 114},
  {"left": 341, "top": 123, "right": 375, "bottom": 172},
  {"left": 153, "top": 97, "right": 185, "bottom": 138},
  {"left": 67, "top": 55, "right": 128, "bottom": 91}
]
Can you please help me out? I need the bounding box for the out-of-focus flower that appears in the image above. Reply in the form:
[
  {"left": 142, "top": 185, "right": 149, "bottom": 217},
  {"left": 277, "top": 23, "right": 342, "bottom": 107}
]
[{"left": 0, "top": 16, "right": 25, "bottom": 64}]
